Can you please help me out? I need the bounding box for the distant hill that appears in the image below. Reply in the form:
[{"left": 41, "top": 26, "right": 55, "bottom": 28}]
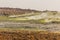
[
  {"left": 0, "top": 7, "right": 40, "bottom": 16},
  {"left": 0, "top": 7, "right": 58, "bottom": 16}
]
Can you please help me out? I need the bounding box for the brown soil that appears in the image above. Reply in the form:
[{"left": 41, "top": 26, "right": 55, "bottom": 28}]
[{"left": 0, "top": 30, "right": 60, "bottom": 40}]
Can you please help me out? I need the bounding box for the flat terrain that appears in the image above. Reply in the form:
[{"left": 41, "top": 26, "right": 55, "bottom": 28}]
[{"left": 0, "top": 21, "right": 60, "bottom": 32}]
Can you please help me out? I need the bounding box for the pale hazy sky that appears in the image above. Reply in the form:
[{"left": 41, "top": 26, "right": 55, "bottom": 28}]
[{"left": 0, "top": 0, "right": 60, "bottom": 11}]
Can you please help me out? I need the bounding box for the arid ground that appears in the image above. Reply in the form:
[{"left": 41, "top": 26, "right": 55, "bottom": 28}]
[
  {"left": 0, "top": 8, "right": 60, "bottom": 40},
  {"left": 0, "top": 22, "right": 60, "bottom": 40},
  {"left": 0, "top": 29, "right": 60, "bottom": 40}
]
